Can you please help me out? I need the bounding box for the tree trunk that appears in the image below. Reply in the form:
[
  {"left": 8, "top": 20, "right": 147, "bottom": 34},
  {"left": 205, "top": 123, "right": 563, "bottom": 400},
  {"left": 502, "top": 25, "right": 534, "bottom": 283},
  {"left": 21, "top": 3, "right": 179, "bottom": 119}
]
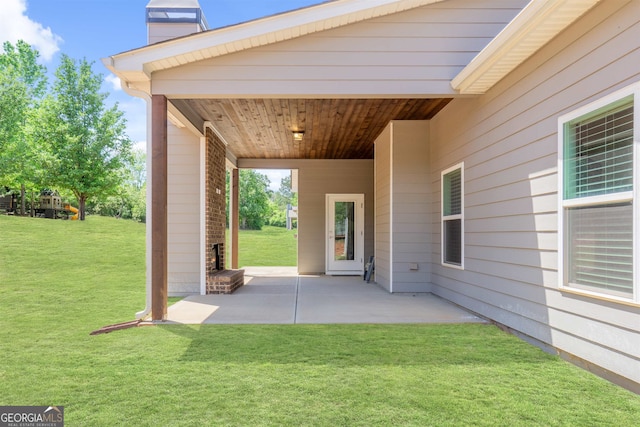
[
  {"left": 30, "top": 191, "right": 35, "bottom": 217},
  {"left": 20, "top": 184, "right": 26, "bottom": 216},
  {"left": 79, "top": 196, "right": 86, "bottom": 221}
]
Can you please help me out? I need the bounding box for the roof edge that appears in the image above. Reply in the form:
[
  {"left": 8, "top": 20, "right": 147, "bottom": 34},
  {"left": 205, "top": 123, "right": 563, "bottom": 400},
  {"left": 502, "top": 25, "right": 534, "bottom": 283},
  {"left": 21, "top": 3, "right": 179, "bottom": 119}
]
[
  {"left": 451, "top": 0, "right": 603, "bottom": 95},
  {"left": 105, "top": 0, "right": 443, "bottom": 87}
]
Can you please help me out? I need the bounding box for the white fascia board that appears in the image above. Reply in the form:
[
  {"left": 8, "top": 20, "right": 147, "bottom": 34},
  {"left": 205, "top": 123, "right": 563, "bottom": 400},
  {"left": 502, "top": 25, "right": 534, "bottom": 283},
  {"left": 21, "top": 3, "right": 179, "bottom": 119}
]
[
  {"left": 451, "top": 0, "right": 602, "bottom": 95},
  {"left": 106, "top": 0, "right": 442, "bottom": 81},
  {"left": 102, "top": 57, "right": 151, "bottom": 97}
]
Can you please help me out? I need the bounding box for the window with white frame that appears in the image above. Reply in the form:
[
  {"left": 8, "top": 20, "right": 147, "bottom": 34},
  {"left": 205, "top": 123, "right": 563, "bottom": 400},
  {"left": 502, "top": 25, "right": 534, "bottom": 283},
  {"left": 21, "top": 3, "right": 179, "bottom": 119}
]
[
  {"left": 559, "top": 84, "right": 638, "bottom": 303},
  {"left": 442, "top": 163, "right": 464, "bottom": 268}
]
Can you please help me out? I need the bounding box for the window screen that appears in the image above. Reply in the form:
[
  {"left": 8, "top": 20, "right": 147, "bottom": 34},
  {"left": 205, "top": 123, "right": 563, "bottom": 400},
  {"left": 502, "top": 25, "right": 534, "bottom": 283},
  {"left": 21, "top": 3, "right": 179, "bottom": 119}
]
[
  {"left": 442, "top": 165, "right": 463, "bottom": 267},
  {"left": 564, "top": 103, "right": 633, "bottom": 199},
  {"left": 562, "top": 97, "right": 634, "bottom": 299}
]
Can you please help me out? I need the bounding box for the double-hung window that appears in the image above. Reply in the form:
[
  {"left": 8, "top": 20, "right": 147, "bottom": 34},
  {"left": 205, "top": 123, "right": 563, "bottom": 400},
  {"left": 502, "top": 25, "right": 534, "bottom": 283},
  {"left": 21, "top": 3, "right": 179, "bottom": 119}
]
[
  {"left": 442, "top": 163, "right": 464, "bottom": 268},
  {"left": 559, "top": 84, "right": 639, "bottom": 303}
]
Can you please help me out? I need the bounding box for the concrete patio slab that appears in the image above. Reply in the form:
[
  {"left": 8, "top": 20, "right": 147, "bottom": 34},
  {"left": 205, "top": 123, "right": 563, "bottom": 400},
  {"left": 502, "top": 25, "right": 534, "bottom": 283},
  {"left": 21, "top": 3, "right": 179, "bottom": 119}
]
[
  {"left": 168, "top": 276, "right": 297, "bottom": 324},
  {"left": 243, "top": 266, "right": 298, "bottom": 276},
  {"left": 165, "top": 272, "right": 486, "bottom": 325},
  {"left": 295, "top": 275, "right": 483, "bottom": 324}
]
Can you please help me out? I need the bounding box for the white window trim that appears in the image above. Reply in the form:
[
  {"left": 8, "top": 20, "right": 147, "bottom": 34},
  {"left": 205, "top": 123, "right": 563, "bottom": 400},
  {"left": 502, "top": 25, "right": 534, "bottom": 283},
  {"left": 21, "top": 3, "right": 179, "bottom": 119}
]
[
  {"left": 441, "top": 162, "right": 464, "bottom": 270},
  {"left": 557, "top": 82, "right": 640, "bottom": 304}
]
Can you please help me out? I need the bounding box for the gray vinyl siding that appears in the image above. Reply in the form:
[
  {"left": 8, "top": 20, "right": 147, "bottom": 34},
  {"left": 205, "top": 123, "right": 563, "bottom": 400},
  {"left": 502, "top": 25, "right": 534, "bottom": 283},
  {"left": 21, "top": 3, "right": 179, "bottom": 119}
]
[
  {"left": 152, "top": 0, "right": 526, "bottom": 97},
  {"left": 374, "top": 126, "right": 392, "bottom": 291},
  {"left": 429, "top": 0, "right": 640, "bottom": 385},
  {"left": 238, "top": 159, "right": 374, "bottom": 275},
  {"left": 375, "top": 121, "right": 431, "bottom": 292},
  {"left": 167, "top": 124, "right": 201, "bottom": 296},
  {"left": 391, "top": 121, "right": 431, "bottom": 292}
]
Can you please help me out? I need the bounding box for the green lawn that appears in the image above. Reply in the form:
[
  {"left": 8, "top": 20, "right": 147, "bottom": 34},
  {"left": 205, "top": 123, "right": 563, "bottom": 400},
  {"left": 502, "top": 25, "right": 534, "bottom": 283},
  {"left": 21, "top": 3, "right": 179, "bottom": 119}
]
[
  {"left": 235, "top": 225, "right": 297, "bottom": 267},
  {"left": 1, "top": 215, "right": 639, "bottom": 426}
]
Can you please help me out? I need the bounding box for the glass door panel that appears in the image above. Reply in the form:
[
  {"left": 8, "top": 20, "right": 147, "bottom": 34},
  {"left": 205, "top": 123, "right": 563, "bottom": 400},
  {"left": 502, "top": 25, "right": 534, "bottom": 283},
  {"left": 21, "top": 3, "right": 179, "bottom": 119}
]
[
  {"left": 334, "top": 201, "right": 355, "bottom": 261},
  {"left": 326, "top": 194, "right": 364, "bottom": 275}
]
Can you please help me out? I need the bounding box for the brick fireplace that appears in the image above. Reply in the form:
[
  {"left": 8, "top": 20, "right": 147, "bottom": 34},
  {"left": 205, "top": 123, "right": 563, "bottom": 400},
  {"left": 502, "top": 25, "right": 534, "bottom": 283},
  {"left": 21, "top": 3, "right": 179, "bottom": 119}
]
[{"left": 205, "top": 127, "right": 244, "bottom": 294}]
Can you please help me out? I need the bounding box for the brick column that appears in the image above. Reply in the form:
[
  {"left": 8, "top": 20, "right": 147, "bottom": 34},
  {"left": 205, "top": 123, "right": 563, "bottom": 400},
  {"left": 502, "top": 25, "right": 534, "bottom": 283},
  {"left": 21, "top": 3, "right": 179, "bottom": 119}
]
[{"left": 205, "top": 127, "right": 227, "bottom": 276}]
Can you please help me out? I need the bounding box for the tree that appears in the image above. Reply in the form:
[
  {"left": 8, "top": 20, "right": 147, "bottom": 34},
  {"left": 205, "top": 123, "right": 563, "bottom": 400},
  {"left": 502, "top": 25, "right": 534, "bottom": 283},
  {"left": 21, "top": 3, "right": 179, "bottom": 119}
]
[
  {"left": 239, "top": 169, "right": 270, "bottom": 229},
  {"left": 127, "top": 148, "right": 146, "bottom": 190},
  {"left": 87, "top": 148, "right": 146, "bottom": 222},
  {"left": 270, "top": 174, "right": 293, "bottom": 209},
  {"left": 266, "top": 174, "right": 298, "bottom": 228},
  {"left": 0, "top": 41, "right": 48, "bottom": 214},
  {"left": 39, "top": 55, "right": 132, "bottom": 220},
  {"left": 277, "top": 174, "right": 294, "bottom": 201},
  {"left": 0, "top": 41, "right": 47, "bottom": 151}
]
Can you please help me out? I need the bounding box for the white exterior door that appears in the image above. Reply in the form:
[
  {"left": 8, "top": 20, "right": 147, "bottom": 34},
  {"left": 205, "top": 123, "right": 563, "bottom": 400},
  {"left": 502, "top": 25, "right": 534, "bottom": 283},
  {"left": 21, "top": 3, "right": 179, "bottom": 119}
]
[{"left": 326, "top": 194, "right": 364, "bottom": 275}]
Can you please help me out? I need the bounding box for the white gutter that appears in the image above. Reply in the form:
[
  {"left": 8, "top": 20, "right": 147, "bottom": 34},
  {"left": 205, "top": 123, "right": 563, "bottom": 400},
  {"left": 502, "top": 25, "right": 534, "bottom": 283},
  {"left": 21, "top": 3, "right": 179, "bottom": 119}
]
[
  {"left": 199, "top": 133, "right": 206, "bottom": 296},
  {"left": 121, "top": 83, "right": 154, "bottom": 320}
]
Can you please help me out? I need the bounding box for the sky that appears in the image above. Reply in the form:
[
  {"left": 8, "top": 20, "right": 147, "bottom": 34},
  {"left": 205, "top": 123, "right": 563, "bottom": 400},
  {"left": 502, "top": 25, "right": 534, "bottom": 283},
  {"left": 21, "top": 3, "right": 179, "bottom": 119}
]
[{"left": 0, "top": 0, "right": 324, "bottom": 189}]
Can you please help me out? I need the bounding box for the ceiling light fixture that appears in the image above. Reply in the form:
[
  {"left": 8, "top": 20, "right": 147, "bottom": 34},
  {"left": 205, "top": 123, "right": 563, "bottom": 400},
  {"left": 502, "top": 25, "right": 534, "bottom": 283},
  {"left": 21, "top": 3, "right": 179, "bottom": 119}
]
[{"left": 292, "top": 131, "right": 305, "bottom": 141}]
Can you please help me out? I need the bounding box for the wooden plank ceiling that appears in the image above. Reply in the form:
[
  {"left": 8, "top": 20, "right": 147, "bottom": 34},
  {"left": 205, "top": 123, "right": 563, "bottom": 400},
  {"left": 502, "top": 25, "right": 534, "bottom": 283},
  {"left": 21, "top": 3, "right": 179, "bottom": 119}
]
[{"left": 178, "top": 98, "right": 451, "bottom": 159}]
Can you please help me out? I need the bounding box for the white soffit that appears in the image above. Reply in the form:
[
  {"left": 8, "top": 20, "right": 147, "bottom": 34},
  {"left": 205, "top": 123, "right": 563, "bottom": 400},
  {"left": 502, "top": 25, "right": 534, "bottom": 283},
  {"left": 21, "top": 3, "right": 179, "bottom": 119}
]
[
  {"left": 107, "top": 0, "right": 443, "bottom": 79},
  {"left": 451, "top": 0, "right": 602, "bottom": 95}
]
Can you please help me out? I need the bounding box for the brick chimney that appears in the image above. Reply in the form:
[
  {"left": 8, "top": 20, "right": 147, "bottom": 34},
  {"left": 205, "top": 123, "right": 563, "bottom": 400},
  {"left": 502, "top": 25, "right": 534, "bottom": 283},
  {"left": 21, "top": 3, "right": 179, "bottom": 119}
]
[{"left": 146, "top": 0, "right": 208, "bottom": 44}]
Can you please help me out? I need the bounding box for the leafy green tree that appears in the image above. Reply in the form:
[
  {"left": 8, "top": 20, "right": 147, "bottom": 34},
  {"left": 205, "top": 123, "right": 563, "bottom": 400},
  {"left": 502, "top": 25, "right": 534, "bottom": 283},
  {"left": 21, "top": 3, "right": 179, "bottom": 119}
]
[
  {"left": 127, "top": 148, "right": 146, "bottom": 190},
  {"left": 277, "top": 174, "right": 294, "bottom": 201},
  {"left": 125, "top": 148, "right": 147, "bottom": 222},
  {"left": 0, "top": 41, "right": 47, "bottom": 152},
  {"left": 88, "top": 184, "right": 146, "bottom": 222},
  {"left": 267, "top": 174, "right": 297, "bottom": 228},
  {"left": 0, "top": 41, "right": 48, "bottom": 214},
  {"left": 270, "top": 175, "right": 292, "bottom": 208},
  {"left": 38, "top": 55, "right": 132, "bottom": 220},
  {"left": 87, "top": 148, "right": 146, "bottom": 222},
  {"left": 239, "top": 169, "right": 270, "bottom": 229},
  {"left": 266, "top": 199, "right": 286, "bottom": 227}
]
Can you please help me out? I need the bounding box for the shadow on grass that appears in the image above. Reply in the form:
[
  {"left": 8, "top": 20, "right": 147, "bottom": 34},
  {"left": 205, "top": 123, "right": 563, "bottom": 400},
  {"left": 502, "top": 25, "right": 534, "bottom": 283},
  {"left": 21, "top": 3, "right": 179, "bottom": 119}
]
[{"left": 156, "top": 323, "right": 555, "bottom": 367}]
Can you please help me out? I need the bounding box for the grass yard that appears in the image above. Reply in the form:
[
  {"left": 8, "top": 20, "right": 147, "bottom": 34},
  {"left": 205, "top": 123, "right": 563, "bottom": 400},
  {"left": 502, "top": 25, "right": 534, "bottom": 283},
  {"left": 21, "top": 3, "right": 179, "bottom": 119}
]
[
  {"left": 235, "top": 225, "right": 297, "bottom": 267},
  {"left": 1, "top": 215, "right": 639, "bottom": 426}
]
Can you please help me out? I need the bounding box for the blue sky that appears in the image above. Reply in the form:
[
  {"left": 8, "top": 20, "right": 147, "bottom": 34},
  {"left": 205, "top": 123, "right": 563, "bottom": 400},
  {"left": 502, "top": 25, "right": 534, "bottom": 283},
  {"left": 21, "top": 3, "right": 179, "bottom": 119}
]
[{"left": 0, "top": 0, "right": 323, "bottom": 188}]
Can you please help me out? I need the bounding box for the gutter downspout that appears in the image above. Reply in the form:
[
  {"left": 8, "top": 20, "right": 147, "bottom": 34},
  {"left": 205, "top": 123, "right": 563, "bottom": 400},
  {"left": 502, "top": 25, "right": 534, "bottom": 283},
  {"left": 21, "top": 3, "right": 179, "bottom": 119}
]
[
  {"left": 116, "top": 79, "right": 153, "bottom": 320},
  {"left": 200, "top": 134, "right": 207, "bottom": 295}
]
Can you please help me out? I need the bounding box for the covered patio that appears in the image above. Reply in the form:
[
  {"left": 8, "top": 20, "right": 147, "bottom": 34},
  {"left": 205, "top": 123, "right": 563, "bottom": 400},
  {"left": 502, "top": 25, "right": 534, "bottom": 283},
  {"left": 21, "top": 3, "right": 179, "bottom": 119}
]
[
  {"left": 104, "top": 0, "right": 522, "bottom": 320},
  {"left": 100, "top": 0, "right": 640, "bottom": 394},
  {"left": 166, "top": 268, "right": 485, "bottom": 324}
]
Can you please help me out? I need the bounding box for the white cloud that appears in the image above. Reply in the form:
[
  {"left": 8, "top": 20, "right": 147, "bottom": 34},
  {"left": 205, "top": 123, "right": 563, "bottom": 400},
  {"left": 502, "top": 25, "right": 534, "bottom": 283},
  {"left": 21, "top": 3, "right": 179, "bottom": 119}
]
[
  {"left": 105, "top": 74, "right": 122, "bottom": 92},
  {"left": 0, "top": 0, "right": 62, "bottom": 61},
  {"left": 255, "top": 169, "right": 291, "bottom": 191}
]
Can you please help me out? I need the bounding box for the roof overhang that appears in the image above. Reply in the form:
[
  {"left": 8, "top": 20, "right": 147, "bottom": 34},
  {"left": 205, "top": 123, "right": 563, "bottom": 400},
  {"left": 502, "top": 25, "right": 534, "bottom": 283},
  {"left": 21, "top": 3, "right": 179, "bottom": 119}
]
[
  {"left": 103, "top": 0, "right": 445, "bottom": 94},
  {"left": 451, "top": 0, "right": 603, "bottom": 95},
  {"left": 102, "top": 0, "right": 619, "bottom": 159},
  {"left": 105, "top": 0, "right": 615, "bottom": 98}
]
